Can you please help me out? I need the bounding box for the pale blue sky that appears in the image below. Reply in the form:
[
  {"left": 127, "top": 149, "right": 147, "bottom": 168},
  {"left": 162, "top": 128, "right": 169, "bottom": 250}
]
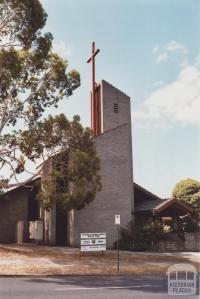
[{"left": 41, "top": 0, "right": 200, "bottom": 198}]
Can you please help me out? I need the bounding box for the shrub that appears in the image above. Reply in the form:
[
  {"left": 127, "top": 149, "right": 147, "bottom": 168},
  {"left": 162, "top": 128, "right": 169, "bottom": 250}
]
[
  {"left": 183, "top": 215, "right": 199, "bottom": 232},
  {"left": 117, "top": 216, "right": 164, "bottom": 251}
]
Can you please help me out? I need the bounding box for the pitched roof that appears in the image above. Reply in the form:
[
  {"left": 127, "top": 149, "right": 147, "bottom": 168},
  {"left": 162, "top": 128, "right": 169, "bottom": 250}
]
[
  {"left": 1, "top": 176, "right": 41, "bottom": 195},
  {"left": 134, "top": 182, "right": 161, "bottom": 201},
  {"left": 153, "top": 198, "right": 194, "bottom": 214},
  {"left": 134, "top": 183, "right": 194, "bottom": 215},
  {"left": 134, "top": 197, "right": 164, "bottom": 213},
  {"left": 135, "top": 196, "right": 194, "bottom": 215}
]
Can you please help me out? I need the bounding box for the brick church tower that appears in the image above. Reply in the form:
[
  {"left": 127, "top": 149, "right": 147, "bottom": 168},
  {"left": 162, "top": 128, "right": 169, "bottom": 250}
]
[
  {"left": 41, "top": 43, "right": 134, "bottom": 247},
  {"left": 67, "top": 47, "right": 134, "bottom": 247}
]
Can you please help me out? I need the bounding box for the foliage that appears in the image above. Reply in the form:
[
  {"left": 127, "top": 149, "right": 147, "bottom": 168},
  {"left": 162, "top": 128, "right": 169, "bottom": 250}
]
[
  {"left": 0, "top": 0, "right": 47, "bottom": 49},
  {"left": 172, "top": 178, "right": 200, "bottom": 211},
  {"left": 182, "top": 215, "right": 199, "bottom": 232},
  {"left": 0, "top": 0, "right": 80, "bottom": 189},
  {"left": 118, "top": 216, "right": 164, "bottom": 251},
  {"left": 28, "top": 114, "right": 101, "bottom": 211}
]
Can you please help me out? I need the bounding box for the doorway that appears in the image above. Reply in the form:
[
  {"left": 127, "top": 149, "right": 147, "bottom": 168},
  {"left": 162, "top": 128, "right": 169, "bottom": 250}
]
[{"left": 56, "top": 205, "right": 67, "bottom": 246}]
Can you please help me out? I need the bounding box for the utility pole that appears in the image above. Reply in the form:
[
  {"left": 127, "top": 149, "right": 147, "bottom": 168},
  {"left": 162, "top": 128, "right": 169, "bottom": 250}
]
[{"left": 115, "top": 214, "right": 120, "bottom": 271}]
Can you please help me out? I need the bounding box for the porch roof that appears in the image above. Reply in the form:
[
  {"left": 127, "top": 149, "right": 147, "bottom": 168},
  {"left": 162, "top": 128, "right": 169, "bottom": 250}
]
[
  {"left": 135, "top": 197, "right": 194, "bottom": 215},
  {"left": 153, "top": 198, "right": 194, "bottom": 215}
]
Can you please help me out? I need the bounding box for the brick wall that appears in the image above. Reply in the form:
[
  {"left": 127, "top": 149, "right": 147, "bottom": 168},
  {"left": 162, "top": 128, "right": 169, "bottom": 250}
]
[
  {"left": 72, "top": 80, "right": 134, "bottom": 248},
  {"left": 101, "top": 80, "right": 131, "bottom": 132},
  {"left": 184, "top": 232, "right": 200, "bottom": 251},
  {"left": 0, "top": 189, "right": 28, "bottom": 243},
  {"left": 74, "top": 123, "right": 134, "bottom": 248},
  {"left": 158, "top": 232, "right": 200, "bottom": 252}
]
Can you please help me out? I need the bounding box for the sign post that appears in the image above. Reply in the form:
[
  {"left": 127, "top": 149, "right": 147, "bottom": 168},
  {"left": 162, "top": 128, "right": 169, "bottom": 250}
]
[
  {"left": 115, "top": 215, "right": 120, "bottom": 271},
  {"left": 80, "top": 233, "right": 106, "bottom": 252}
]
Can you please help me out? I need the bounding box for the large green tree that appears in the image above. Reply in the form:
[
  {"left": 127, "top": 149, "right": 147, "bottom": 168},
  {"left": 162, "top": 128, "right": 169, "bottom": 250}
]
[
  {"left": 0, "top": 0, "right": 80, "bottom": 189},
  {"left": 172, "top": 178, "right": 200, "bottom": 211},
  {"left": 0, "top": 0, "right": 47, "bottom": 50},
  {"left": 30, "top": 114, "right": 101, "bottom": 211},
  {"left": 0, "top": 0, "right": 101, "bottom": 211}
]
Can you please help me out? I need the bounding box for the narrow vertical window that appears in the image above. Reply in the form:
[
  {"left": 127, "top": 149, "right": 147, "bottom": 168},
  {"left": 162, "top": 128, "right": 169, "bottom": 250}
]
[{"left": 114, "top": 103, "right": 119, "bottom": 113}]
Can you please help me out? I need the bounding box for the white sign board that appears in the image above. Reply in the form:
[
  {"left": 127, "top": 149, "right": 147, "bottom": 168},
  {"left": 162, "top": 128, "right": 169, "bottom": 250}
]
[
  {"left": 81, "top": 239, "right": 106, "bottom": 246},
  {"left": 81, "top": 232, "right": 106, "bottom": 252},
  {"left": 81, "top": 232, "right": 106, "bottom": 239},
  {"left": 115, "top": 214, "right": 120, "bottom": 225},
  {"left": 81, "top": 245, "right": 106, "bottom": 252}
]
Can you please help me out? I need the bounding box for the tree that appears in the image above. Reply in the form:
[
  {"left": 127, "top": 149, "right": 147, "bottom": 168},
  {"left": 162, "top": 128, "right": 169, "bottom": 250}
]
[
  {"left": 0, "top": 0, "right": 47, "bottom": 50},
  {"left": 172, "top": 178, "right": 200, "bottom": 211},
  {"left": 118, "top": 217, "right": 164, "bottom": 251},
  {"left": 0, "top": 0, "right": 80, "bottom": 189},
  {"left": 21, "top": 114, "right": 101, "bottom": 211}
]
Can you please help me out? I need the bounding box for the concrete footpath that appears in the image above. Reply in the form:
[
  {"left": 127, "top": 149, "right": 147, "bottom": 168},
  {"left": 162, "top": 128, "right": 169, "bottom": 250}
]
[{"left": 0, "top": 244, "right": 199, "bottom": 276}]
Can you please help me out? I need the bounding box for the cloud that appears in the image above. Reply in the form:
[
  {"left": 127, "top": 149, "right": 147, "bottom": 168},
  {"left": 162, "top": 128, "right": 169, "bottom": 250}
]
[
  {"left": 195, "top": 52, "right": 200, "bottom": 66},
  {"left": 179, "top": 59, "right": 188, "bottom": 68},
  {"left": 165, "top": 40, "right": 188, "bottom": 55},
  {"left": 53, "top": 41, "right": 71, "bottom": 58},
  {"left": 154, "top": 80, "right": 165, "bottom": 87},
  {"left": 153, "top": 40, "right": 188, "bottom": 65},
  {"left": 156, "top": 53, "right": 168, "bottom": 63},
  {"left": 152, "top": 45, "right": 159, "bottom": 54},
  {"left": 135, "top": 65, "right": 200, "bottom": 127}
]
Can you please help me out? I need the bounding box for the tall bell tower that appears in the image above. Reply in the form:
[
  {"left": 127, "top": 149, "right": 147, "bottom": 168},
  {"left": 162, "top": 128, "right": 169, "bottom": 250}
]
[{"left": 67, "top": 43, "right": 134, "bottom": 248}]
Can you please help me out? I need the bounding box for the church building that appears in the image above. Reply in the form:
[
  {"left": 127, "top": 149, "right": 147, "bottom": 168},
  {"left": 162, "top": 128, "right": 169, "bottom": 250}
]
[
  {"left": 0, "top": 43, "right": 194, "bottom": 248},
  {"left": 38, "top": 43, "right": 134, "bottom": 247},
  {"left": 38, "top": 78, "right": 134, "bottom": 247}
]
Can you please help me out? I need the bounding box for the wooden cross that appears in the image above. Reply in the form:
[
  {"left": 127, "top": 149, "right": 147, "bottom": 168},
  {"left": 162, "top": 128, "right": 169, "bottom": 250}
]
[
  {"left": 87, "top": 42, "right": 100, "bottom": 135},
  {"left": 87, "top": 41, "right": 100, "bottom": 96}
]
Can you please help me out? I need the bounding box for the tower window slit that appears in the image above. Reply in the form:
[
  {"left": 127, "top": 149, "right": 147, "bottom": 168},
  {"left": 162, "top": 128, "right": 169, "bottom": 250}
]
[{"left": 114, "top": 103, "right": 119, "bottom": 113}]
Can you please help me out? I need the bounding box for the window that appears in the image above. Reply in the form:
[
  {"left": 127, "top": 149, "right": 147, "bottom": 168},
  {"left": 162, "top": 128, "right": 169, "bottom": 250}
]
[{"left": 114, "top": 103, "right": 119, "bottom": 113}]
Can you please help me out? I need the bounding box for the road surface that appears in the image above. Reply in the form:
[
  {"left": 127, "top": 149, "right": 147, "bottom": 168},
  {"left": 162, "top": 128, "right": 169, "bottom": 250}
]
[{"left": 0, "top": 275, "right": 199, "bottom": 299}]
